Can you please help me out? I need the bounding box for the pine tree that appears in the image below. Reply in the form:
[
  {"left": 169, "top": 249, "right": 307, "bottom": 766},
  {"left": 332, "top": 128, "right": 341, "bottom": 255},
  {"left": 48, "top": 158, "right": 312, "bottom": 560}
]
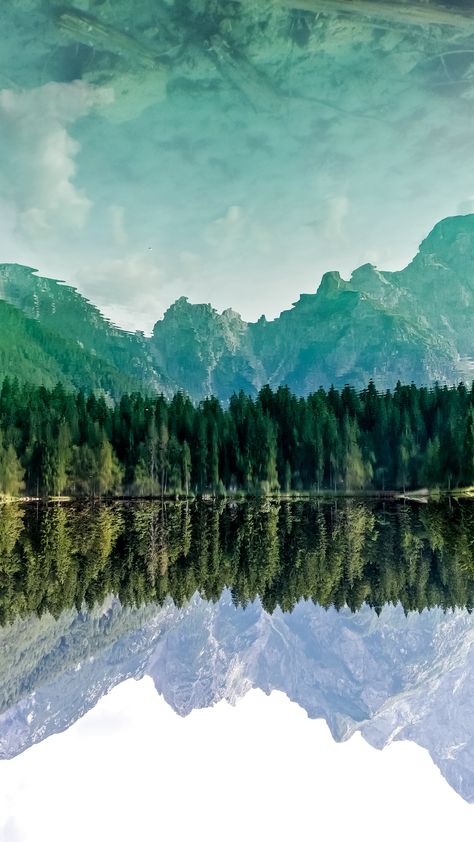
[
  {"left": 421, "top": 436, "right": 442, "bottom": 487},
  {"left": 182, "top": 440, "right": 192, "bottom": 496},
  {"left": 461, "top": 408, "right": 474, "bottom": 487},
  {"left": 96, "top": 437, "right": 123, "bottom": 496},
  {"left": 0, "top": 438, "right": 24, "bottom": 497}
]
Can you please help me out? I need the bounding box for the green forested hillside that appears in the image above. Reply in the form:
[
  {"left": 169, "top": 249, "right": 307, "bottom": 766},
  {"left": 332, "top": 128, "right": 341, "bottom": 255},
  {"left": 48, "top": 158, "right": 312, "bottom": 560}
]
[
  {"left": 0, "top": 264, "right": 166, "bottom": 393},
  {"left": 0, "top": 300, "right": 137, "bottom": 397}
]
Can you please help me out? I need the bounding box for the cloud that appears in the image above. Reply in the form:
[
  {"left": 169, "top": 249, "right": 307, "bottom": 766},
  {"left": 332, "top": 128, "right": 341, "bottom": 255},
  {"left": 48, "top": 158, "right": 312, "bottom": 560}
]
[
  {"left": 108, "top": 205, "right": 127, "bottom": 247},
  {"left": 457, "top": 197, "right": 474, "bottom": 215},
  {"left": 205, "top": 204, "right": 246, "bottom": 250},
  {"left": 72, "top": 253, "right": 165, "bottom": 333},
  {"left": 0, "top": 816, "right": 22, "bottom": 842},
  {"left": 0, "top": 81, "right": 113, "bottom": 239},
  {"left": 306, "top": 194, "right": 350, "bottom": 242}
]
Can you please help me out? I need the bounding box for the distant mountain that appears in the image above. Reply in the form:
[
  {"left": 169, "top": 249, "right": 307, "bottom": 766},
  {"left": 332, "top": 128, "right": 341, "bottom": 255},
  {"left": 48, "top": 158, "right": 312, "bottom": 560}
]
[
  {"left": 1, "top": 214, "right": 473, "bottom": 399},
  {"left": 1, "top": 594, "right": 473, "bottom": 802},
  {"left": 152, "top": 214, "right": 474, "bottom": 398}
]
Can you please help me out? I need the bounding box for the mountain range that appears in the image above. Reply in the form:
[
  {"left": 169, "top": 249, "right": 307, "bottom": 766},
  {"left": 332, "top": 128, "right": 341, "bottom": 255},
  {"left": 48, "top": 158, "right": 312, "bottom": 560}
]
[
  {"left": 1, "top": 593, "right": 473, "bottom": 802},
  {"left": 1, "top": 213, "right": 473, "bottom": 399}
]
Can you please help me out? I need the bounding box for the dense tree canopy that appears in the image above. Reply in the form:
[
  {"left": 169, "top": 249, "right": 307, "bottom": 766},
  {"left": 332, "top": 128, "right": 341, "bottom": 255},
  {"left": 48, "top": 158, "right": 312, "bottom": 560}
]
[{"left": 0, "top": 377, "right": 473, "bottom": 497}]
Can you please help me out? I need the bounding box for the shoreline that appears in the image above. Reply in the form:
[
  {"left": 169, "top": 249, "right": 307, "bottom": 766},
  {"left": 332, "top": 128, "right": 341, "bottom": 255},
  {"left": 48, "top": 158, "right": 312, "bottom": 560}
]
[{"left": 1, "top": 488, "right": 473, "bottom": 504}]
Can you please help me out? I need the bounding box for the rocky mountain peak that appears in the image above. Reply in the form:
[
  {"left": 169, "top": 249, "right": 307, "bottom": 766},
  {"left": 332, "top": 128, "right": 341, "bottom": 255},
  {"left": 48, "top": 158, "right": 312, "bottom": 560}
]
[
  {"left": 419, "top": 213, "right": 474, "bottom": 255},
  {"left": 316, "top": 270, "right": 346, "bottom": 299},
  {"left": 0, "top": 213, "right": 473, "bottom": 398},
  {"left": 408, "top": 213, "right": 474, "bottom": 284}
]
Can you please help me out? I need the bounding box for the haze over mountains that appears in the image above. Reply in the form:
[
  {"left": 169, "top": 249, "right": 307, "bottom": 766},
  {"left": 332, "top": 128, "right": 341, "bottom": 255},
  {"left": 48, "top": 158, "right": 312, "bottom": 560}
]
[{"left": 1, "top": 213, "right": 473, "bottom": 400}]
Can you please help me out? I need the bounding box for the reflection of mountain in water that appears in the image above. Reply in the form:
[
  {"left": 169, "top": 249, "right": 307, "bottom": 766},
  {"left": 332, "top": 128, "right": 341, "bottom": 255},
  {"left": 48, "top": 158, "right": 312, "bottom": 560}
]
[
  {"left": 150, "top": 595, "right": 474, "bottom": 803},
  {"left": 1, "top": 592, "right": 473, "bottom": 802},
  {"left": 1, "top": 499, "right": 474, "bottom": 798},
  {"left": 0, "top": 501, "right": 474, "bottom": 797}
]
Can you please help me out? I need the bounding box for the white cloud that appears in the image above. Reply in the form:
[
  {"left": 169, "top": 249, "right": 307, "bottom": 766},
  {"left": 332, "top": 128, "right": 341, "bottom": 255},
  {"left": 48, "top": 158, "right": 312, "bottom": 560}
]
[
  {"left": 205, "top": 204, "right": 246, "bottom": 250},
  {"left": 72, "top": 253, "right": 165, "bottom": 333},
  {"left": 306, "top": 194, "right": 350, "bottom": 243},
  {"left": 0, "top": 41, "right": 473, "bottom": 332},
  {"left": 0, "top": 817, "right": 22, "bottom": 842},
  {"left": 108, "top": 204, "right": 127, "bottom": 247},
  {"left": 457, "top": 197, "right": 474, "bottom": 215},
  {"left": 0, "top": 81, "right": 113, "bottom": 239}
]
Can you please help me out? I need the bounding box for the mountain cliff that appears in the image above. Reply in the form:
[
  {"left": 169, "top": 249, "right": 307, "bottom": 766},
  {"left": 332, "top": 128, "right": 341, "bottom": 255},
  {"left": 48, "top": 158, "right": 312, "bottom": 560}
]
[
  {"left": 150, "top": 214, "right": 474, "bottom": 397},
  {"left": 1, "top": 214, "right": 473, "bottom": 399}
]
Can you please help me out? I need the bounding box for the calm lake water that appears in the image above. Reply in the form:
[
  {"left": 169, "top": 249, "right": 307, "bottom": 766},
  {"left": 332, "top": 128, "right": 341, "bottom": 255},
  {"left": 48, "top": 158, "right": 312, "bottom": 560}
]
[{"left": 0, "top": 499, "right": 474, "bottom": 806}]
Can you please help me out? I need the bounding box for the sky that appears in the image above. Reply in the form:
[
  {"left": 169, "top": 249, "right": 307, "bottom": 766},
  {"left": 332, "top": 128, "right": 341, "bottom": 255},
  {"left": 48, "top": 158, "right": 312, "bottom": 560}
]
[
  {"left": 0, "top": 679, "right": 472, "bottom": 842},
  {"left": 1, "top": 4, "right": 474, "bottom": 333}
]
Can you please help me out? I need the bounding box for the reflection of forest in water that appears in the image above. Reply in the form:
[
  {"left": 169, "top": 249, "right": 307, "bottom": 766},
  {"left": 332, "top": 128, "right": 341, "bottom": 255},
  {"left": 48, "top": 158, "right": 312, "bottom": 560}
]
[{"left": 0, "top": 499, "right": 473, "bottom": 623}]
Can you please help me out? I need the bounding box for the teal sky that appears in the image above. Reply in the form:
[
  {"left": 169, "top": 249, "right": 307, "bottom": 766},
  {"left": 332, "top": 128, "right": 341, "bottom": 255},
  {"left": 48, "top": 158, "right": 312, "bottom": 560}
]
[{"left": 1, "top": 1, "right": 474, "bottom": 331}]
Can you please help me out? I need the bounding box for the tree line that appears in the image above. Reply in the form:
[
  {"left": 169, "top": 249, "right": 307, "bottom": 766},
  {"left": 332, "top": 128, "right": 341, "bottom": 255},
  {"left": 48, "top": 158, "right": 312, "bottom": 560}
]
[
  {"left": 0, "top": 499, "right": 473, "bottom": 628},
  {"left": 0, "top": 377, "right": 473, "bottom": 497}
]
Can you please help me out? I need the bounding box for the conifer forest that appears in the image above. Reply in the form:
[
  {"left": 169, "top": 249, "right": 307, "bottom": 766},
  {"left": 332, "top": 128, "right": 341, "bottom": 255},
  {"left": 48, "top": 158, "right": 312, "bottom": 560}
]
[{"left": 0, "top": 377, "right": 473, "bottom": 498}]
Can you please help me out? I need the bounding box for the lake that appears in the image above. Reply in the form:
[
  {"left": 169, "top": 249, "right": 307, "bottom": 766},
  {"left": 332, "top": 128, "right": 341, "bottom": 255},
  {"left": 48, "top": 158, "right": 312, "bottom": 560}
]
[{"left": 0, "top": 498, "right": 474, "bottom": 818}]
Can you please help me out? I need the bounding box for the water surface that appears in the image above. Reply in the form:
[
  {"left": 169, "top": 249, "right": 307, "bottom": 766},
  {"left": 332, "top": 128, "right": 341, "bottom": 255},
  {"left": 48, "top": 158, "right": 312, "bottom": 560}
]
[{"left": 1, "top": 499, "right": 474, "bottom": 801}]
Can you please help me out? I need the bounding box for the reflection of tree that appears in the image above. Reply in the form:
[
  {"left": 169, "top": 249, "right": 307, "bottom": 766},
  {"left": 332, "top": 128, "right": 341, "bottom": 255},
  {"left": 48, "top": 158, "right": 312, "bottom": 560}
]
[
  {"left": 0, "top": 504, "right": 25, "bottom": 625},
  {"left": 0, "top": 503, "right": 24, "bottom": 560},
  {"left": 231, "top": 501, "right": 280, "bottom": 606},
  {"left": 0, "top": 500, "right": 474, "bottom": 625}
]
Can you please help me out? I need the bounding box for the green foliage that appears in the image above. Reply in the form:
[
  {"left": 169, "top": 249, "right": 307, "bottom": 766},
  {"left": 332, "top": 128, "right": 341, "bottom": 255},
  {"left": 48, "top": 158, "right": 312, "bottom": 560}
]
[
  {"left": 0, "top": 264, "right": 164, "bottom": 395},
  {"left": 0, "top": 431, "right": 25, "bottom": 496}
]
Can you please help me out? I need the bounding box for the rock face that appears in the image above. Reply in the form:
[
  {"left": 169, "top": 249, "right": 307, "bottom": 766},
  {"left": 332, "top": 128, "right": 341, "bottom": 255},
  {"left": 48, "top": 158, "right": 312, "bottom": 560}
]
[
  {"left": 1, "top": 592, "right": 474, "bottom": 802},
  {"left": 1, "top": 214, "right": 474, "bottom": 398},
  {"left": 150, "top": 298, "right": 263, "bottom": 401},
  {"left": 149, "top": 214, "right": 474, "bottom": 396}
]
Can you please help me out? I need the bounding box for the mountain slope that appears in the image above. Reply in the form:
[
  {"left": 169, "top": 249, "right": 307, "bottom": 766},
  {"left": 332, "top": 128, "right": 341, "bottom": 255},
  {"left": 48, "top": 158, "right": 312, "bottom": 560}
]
[
  {"left": 149, "top": 213, "right": 474, "bottom": 397},
  {"left": 1, "top": 214, "right": 473, "bottom": 399},
  {"left": 248, "top": 271, "right": 459, "bottom": 393},
  {"left": 0, "top": 264, "right": 166, "bottom": 394},
  {"left": 150, "top": 297, "right": 265, "bottom": 401},
  {"left": 0, "top": 298, "right": 139, "bottom": 397}
]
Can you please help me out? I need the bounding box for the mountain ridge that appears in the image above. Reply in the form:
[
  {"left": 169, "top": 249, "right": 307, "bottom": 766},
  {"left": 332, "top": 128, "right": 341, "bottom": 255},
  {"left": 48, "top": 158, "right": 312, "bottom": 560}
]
[{"left": 1, "top": 213, "right": 473, "bottom": 400}]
